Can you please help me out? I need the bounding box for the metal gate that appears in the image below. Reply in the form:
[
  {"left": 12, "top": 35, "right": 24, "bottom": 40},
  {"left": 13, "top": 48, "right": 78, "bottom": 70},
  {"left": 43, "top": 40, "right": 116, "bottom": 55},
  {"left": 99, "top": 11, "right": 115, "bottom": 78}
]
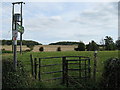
[{"left": 30, "top": 55, "right": 91, "bottom": 87}]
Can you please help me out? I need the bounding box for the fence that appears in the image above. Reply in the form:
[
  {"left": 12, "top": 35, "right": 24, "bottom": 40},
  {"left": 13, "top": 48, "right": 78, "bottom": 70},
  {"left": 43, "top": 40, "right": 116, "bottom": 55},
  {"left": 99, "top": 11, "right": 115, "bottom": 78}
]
[{"left": 30, "top": 54, "right": 91, "bottom": 86}]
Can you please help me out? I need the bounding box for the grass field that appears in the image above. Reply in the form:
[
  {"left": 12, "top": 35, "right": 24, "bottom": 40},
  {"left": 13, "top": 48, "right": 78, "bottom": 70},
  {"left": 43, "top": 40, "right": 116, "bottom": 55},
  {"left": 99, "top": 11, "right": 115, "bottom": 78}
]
[{"left": 2, "top": 50, "right": 118, "bottom": 88}]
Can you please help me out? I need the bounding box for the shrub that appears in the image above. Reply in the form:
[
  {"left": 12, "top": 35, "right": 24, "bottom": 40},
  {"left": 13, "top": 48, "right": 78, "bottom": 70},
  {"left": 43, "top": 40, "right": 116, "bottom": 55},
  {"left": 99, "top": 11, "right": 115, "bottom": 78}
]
[
  {"left": 74, "top": 42, "right": 85, "bottom": 51},
  {"left": 2, "top": 59, "right": 33, "bottom": 88},
  {"left": 39, "top": 47, "right": 44, "bottom": 52},
  {"left": 57, "top": 47, "right": 61, "bottom": 51},
  {"left": 86, "top": 41, "right": 98, "bottom": 51},
  {"left": 2, "top": 49, "right": 12, "bottom": 53},
  {"left": 101, "top": 58, "right": 120, "bottom": 88}
]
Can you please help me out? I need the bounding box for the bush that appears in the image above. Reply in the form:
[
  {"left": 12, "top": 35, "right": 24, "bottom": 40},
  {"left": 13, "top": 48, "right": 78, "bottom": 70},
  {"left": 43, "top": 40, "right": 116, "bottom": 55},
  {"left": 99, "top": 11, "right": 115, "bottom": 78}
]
[
  {"left": 39, "top": 47, "right": 44, "bottom": 52},
  {"left": 86, "top": 41, "right": 98, "bottom": 51},
  {"left": 101, "top": 58, "right": 120, "bottom": 88},
  {"left": 57, "top": 47, "right": 61, "bottom": 51},
  {"left": 2, "top": 59, "right": 33, "bottom": 88},
  {"left": 2, "top": 49, "right": 12, "bottom": 53},
  {"left": 74, "top": 42, "right": 85, "bottom": 51}
]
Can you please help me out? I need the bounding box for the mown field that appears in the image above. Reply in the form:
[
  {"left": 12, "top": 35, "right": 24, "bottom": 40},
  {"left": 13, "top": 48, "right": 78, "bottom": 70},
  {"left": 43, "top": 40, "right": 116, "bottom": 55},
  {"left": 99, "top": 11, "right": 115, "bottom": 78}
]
[
  {"left": 2, "top": 51, "right": 118, "bottom": 88},
  {"left": 2, "top": 45, "right": 77, "bottom": 52}
]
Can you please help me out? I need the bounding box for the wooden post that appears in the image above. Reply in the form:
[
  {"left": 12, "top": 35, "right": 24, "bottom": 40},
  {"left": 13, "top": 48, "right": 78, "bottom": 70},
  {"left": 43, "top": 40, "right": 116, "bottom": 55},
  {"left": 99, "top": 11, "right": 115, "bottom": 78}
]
[
  {"left": 66, "top": 60, "right": 68, "bottom": 87},
  {"left": 13, "top": 40, "right": 17, "bottom": 71},
  {"left": 93, "top": 51, "right": 97, "bottom": 82},
  {"left": 12, "top": 3, "right": 14, "bottom": 52},
  {"left": 30, "top": 54, "right": 34, "bottom": 76},
  {"left": 62, "top": 57, "right": 66, "bottom": 84},
  {"left": 85, "top": 59, "right": 87, "bottom": 80},
  {"left": 13, "top": 21, "right": 17, "bottom": 71},
  {"left": 88, "top": 58, "right": 91, "bottom": 78},
  {"left": 79, "top": 57, "right": 81, "bottom": 80},
  {"left": 38, "top": 58, "right": 41, "bottom": 81},
  {"left": 20, "top": 3, "right": 23, "bottom": 54},
  {"left": 34, "top": 58, "right": 37, "bottom": 79}
]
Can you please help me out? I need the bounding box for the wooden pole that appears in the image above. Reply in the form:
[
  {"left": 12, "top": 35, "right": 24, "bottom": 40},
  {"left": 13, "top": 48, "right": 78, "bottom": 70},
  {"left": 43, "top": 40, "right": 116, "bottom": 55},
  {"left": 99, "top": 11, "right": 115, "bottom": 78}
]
[
  {"left": 13, "top": 21, "right": 17, "bottom": 71},
  {"left": 38, "top": 58, "right": 41, "bottom": 81},
  {"left": 20, "top": 3, "right": 23, "bottom": 54},
  {"left": 30, "top": 54, "right": 34, "bottom": 76},
  {"left": 12, "top": 4, "right": 14, "bottom": 52},
  {"left": 62, "top": 57, "right": 66, "bottom": 84},
  {"left": 88, "top": 58, "right": 91, "bottom": 78},
  {"left": 66, "top": 60, "right": 68, "bottom": 87},
  {"left": 85, "top": 59, "right": 87, "bottom": 80},
  {"left": 93, "top": 51, "right": 97, "bottom": 82},
  {"left": 34, "top": 58, "right": 37, "bottom": 79},
  {"left": 79, "top": 57, "right": 81, "bottom": 80}
]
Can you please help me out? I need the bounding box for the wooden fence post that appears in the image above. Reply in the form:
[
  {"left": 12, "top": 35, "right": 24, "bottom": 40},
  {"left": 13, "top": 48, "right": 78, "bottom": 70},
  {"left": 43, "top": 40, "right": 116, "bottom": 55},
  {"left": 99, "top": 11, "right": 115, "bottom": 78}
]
[
  {"left": 85, "top": 59, "right": 87, "bottom": 80},
  {"left": 93, "top": 51, "right": 97, "bottom": 82},
  {"left": 38, "top": 58, "right": 41, "bottom": 81},
  {"left": 79, "top": 57, "right": 81, "bottom": 80},
  {"left": 34, "top": 58, "right": 37, "bottom": 79},
  {"left": 62, "top": 57, "right": 66, "bottom": 84},
  {"left": 88, "top": 58, "right": 91, "bottom": 78},
  {"left": 66, "top": 60, "right": 68, "bottom": 87},
  {"left": 30, "top": 54, "right": 34, "bottom": 76}
]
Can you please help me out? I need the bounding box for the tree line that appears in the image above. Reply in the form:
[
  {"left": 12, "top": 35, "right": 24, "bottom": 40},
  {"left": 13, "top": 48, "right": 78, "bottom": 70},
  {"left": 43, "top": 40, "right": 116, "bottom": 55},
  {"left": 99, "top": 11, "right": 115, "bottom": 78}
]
[
  {"left": 1, "top": 40, "right": 42, "bottom": 45},
  {"left": 75, "top": 36, "right": 120, "bottom": 51},
  {"left": 49, "top": 41, "right": 80, "bottom": 45},
  {"left": 49, "top": 36, "right": 120, "bottom": 51},
  {"left": 1, "top": 36, "right": 120, "bottom": 51}
]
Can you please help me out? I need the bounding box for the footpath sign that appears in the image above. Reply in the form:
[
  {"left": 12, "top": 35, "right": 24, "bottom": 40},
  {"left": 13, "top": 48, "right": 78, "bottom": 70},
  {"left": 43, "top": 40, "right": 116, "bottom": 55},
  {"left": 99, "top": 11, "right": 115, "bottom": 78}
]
[
  {"left": 16, "top": 23, "right": 24, "bottom": 34},
  {"left": 12, "top": 30, "right": 18, "bottom": 45}
]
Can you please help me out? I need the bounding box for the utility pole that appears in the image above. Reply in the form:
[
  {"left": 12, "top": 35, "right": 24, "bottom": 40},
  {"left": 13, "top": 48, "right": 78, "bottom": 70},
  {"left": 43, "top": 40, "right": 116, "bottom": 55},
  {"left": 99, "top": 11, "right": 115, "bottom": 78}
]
[{"left": 12, "top": 2, "right": 25, "bottom": 70}]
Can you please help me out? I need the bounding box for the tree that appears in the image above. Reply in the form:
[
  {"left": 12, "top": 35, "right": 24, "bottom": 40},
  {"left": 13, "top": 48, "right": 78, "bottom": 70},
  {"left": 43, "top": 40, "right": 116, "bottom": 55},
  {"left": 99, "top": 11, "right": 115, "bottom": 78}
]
[
  {"left": 100, "top": 38, "right": 105, "bottom": 51},
  {"left": 86, "top": 40, "right": 98, "bottom": 51},
  {"left": 104, "top": 36, "right": 116, "bottom": 50},
  {"left": 116, "top": 40, "right": 120, "bottom": 50},
  {"left": 75, "top": 41, "right": 85, "bottom": 51}
]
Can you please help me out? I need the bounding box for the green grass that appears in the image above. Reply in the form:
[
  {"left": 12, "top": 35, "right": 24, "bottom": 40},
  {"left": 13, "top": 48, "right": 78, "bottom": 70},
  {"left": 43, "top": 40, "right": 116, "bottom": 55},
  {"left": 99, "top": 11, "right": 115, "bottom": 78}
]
[{"left": 2, "top": 51, "right": 118, "bottom": 88}]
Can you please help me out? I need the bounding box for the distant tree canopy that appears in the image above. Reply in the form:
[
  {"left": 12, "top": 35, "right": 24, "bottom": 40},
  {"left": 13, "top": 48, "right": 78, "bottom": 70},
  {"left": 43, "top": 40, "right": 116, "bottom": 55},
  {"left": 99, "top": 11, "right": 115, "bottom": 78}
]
[
  {"left": 86, "top": 40, "right": 99, "bottom": 51},
  {"left": 104, "top": 36, "right": 116, "bottom": 50},
  {"left": 116, "top": 39, "right": 120, "bottom": 50},
  {"left": 49, "top": 41, "right": 80, "bottom": 45},
  {"left": 1, "top": 40, "right": 42, "bottom": 45},
  {"left": 75, "top": 41, "right": 85, "bottom": 51}
]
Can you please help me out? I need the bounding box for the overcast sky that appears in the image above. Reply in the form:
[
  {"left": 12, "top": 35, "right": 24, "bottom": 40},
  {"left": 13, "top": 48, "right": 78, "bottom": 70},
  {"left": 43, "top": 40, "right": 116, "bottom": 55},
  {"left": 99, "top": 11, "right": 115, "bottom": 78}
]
[{"left": 1, "top": 1, "right": 118, "bottom": 44}]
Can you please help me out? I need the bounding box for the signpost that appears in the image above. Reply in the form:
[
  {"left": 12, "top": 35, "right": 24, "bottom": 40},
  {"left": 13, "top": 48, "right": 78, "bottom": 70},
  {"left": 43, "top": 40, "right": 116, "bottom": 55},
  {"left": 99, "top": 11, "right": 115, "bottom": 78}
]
[
  {"left": 12, "top": 2, "right": 25, "bottom": 70},
  {"left": 16, "top": 23, "right": 24, "bottom": 34},
  {"left": 12, "top": 30, "right": 18, "bottom": 45},
  {"left": 13, "top": 30, "right": 18, "bottom": 70}
]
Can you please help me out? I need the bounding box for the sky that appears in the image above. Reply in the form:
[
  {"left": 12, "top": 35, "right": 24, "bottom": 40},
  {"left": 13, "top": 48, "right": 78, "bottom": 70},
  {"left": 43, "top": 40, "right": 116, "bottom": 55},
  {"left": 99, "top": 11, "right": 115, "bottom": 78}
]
[{"left": 1, "top": 1, "right": 118, "bottom": 45}]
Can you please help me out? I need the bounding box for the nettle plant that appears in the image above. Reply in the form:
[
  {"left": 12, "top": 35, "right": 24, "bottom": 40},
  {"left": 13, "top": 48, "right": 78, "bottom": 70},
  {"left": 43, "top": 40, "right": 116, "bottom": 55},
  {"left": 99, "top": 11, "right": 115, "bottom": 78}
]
[{"left": 102, "top": 58, "right": 120, "bottom": 88}]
